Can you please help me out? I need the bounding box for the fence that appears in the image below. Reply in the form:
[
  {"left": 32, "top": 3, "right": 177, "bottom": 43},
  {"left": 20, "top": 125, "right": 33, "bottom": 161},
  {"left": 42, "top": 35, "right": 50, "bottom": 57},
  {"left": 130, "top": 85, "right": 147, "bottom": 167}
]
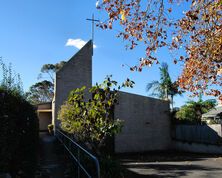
[
  {"left": 55, "top": 129, "right": 100, "bottom": 178},
  {"left": 173, "top": 124, "right": 222, "bottom": 145}
]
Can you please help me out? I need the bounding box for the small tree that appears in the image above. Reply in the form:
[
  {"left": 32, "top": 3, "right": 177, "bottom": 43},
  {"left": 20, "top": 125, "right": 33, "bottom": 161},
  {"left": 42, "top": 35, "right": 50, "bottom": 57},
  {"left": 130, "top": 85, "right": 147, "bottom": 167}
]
[
  {"left": 58, "top": 76, "right": 134, "bottom": 155},
  {"left": 146, "top": 62, "right": 181, "bottom": 109},
  {"left": 0, "top": 57, "right": 23, "bottom": 94},
  {"left": 176, "top": 98, "right": 216, "bottom": 124}
]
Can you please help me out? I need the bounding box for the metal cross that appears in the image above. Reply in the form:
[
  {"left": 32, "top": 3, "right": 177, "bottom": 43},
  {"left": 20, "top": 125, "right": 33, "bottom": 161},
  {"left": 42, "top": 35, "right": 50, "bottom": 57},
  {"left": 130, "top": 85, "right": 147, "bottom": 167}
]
[{"left": 86, "top": 14, "right": 100, "bottom": 42}]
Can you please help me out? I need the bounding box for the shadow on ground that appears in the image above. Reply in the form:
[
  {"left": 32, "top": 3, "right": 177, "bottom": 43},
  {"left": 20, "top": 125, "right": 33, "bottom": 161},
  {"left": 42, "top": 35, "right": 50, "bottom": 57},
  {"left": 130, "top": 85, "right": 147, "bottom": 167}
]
[
  {"left": 35, "top": 132, "right": 74, "bottom": 178},
  {"left": 118, "top": 151, "right": 222, "bottom": 178}
]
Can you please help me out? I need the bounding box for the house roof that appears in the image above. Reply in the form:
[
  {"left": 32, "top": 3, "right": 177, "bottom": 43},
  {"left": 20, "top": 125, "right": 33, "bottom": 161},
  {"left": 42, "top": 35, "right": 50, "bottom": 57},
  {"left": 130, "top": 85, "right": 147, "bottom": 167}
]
[{"left": 202, "top": 106, "right": 222, "bottom": 118}]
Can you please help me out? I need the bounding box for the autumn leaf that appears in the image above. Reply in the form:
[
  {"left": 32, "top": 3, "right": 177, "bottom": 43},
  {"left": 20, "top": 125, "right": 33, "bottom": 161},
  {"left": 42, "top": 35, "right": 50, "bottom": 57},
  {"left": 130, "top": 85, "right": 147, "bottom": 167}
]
[
  {"left": 97, "top": 0, "right": 222, "bottom": 99},
  {"left": 168, "top": 8, "right": 172, "bottom": 13},
  {"left": 120, "top": 10, "right": 126, "bottom": 21}
]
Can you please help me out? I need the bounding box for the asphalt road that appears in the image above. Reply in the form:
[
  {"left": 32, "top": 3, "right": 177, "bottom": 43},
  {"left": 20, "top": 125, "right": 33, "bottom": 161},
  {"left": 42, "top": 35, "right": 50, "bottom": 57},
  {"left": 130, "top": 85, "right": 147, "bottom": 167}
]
[{"left": 119, "top": 152, "right": 222, "bottom": 177}]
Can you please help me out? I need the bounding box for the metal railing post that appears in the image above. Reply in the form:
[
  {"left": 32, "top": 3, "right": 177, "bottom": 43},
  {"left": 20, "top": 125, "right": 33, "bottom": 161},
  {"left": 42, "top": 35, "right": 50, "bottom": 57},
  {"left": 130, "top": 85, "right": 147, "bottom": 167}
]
[
  {"left": 55, "top": 128, "right": 100, "bottom": 178},
  {"left": 77, "top": 148, "right": 80, "bottom": 178}
]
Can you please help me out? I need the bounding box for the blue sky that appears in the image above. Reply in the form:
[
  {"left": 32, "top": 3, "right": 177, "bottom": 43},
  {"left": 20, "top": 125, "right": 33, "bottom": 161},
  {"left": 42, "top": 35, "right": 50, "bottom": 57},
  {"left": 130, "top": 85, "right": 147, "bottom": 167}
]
[{"left": 0, "top": 0, "right": 216, "bottom": 107}]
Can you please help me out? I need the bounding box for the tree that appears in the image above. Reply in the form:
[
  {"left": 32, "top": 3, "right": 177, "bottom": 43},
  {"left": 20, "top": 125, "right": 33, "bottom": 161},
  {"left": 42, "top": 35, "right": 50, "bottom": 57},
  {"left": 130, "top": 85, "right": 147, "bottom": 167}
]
[
  {"left": 176, "top": 98, "right": 216, "bottom": 124},
  {"left": 58, "top": 76, "right": 134, "bottom": 156},
  {"left": 0, "top": 57, "right": 23, "bottom": 94},
  {"left": 146, "top": 62, "right": 180, "bottom": 109},
  {"left": 0, "top": 59, "right": 38, "bottom": 177},
  {"left": 26, "top": 61, "right": 66, "bottom": 105},
  {"left": 25, "top": 80, "right": 54, "bottom": 105},
  {"left": 97, "top": 0, "right": 222, "bottom": 98},
  {"left": 38, "top": 61, "right": 66, "bottom": 83}
]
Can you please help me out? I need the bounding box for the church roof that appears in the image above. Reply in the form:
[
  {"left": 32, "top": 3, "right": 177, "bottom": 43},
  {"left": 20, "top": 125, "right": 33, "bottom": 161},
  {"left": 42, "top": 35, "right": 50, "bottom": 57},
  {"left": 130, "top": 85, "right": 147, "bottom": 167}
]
[{"left": 56, "top": 40, "right": 93, "bottom": 75}]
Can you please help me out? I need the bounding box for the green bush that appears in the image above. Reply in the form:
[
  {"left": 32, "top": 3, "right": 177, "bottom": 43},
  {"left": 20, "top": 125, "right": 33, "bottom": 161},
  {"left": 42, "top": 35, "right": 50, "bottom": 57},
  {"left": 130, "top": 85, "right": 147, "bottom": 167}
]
[
  {"left": 175, "top": 99, "right": 216, "bottom": 124},
  {"left": 48, "top": 124, "right": 54, "bottom": 134},
  {"left": 0, "top": 86, "right": 39, "bottom": 177},
  {"left": 100, "top": 156, "right": 124, "bottom": 178},
  {"left": 58, "top": 76, "right": 134, "bottom": 156}
]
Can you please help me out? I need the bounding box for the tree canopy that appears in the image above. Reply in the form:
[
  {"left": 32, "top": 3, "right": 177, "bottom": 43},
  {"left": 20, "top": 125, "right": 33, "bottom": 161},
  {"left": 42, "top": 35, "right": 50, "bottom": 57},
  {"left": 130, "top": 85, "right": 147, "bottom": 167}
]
[
  {"left": 176, "top": 98, "right": 216, "bottom": 124},
  {"left": 38, "top": 61, "right": 66, "bottom": 83},
  {"left": 146, "top": 62, "right": 181, "bottom": 109},
  {"left": 26, "top": 61, "right": 66, "bottom": 105},
  {"left": 26, "top": 80, "right": 54, "bottom": 105},
  {"left": 97, "top": 0, "right": 222, "bottom": 98}
]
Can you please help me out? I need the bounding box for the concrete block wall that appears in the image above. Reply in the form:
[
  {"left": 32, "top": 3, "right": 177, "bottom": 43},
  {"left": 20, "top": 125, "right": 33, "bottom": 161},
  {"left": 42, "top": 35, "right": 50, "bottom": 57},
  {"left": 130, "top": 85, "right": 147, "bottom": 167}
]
[
  {"left": 114, "top": 91, "right": 171, "bottom": 153},
  {"left": 52, "top": 40, "right": 92, "bottom": 127},
  {"left": 38, "top": 112, "right": 52, "bottom": 131},
  {"left": 37, "top": 102, "right": 52, "bottom": 110},
  {"left": 52, "top": 39, "right": 172, "bottom": 153}
]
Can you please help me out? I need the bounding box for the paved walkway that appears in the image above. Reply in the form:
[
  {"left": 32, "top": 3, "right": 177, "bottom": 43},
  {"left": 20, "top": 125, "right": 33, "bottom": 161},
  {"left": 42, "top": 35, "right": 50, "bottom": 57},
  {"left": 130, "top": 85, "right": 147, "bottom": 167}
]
[
  {"left": 119, "top": 152, "right": 222, "bottom": 178},
  {"left": 35, "top": 133, "right": 68, "bottom": 178},
  {"left": 35, "top": 134, "right": 222, "bottom": 177}
]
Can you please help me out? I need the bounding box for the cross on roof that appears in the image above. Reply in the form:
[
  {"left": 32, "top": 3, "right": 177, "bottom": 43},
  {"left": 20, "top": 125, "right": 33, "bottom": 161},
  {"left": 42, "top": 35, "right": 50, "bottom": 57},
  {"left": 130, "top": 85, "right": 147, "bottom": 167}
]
[{"left": 86, "top": 14, "right": 100, "bottom": 42}]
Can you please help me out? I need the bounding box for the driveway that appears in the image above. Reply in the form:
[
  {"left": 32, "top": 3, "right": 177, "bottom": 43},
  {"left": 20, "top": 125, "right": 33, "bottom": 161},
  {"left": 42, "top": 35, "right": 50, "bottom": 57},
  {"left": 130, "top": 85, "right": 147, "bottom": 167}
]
[{"left": 119, "top": 152, "right": 222, "bottom": 177}]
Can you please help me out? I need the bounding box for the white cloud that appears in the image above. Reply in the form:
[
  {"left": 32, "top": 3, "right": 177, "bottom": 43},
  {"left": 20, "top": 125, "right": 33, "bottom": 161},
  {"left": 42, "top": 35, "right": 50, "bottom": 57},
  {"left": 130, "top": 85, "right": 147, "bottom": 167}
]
[
  {"left": 96, "top": 0, "right": 100, "bottom": 8},
  {"left": 65, "top": 38, "right": 97, "bottom": 49}
]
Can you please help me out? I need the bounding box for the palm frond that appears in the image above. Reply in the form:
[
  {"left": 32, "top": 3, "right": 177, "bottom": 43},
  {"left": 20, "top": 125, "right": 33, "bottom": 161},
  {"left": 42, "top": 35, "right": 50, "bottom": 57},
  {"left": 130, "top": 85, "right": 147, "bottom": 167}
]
[{"left": 146, "top": 80, "right": 160, "bottom": 92}]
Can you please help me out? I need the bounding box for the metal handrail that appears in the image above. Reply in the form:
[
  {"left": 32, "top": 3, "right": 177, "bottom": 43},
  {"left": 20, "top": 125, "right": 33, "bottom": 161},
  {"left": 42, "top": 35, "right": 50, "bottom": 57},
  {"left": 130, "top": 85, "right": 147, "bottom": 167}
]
[{"left": 55, "top": 129, "right": 100, "bottom": 178}]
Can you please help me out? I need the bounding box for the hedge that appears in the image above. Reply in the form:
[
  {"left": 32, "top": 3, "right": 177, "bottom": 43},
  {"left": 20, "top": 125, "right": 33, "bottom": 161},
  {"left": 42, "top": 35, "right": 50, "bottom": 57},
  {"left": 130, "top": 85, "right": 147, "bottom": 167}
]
[{"left": 0, "top": 87, "right": 39, "bottom": 177}]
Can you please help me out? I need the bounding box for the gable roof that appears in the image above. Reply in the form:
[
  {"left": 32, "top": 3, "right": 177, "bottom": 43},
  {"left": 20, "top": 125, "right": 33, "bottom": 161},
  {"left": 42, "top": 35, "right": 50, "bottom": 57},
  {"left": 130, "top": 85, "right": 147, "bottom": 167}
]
[{"left": 202, "top": 106, "right": 222, "bottom": 118}]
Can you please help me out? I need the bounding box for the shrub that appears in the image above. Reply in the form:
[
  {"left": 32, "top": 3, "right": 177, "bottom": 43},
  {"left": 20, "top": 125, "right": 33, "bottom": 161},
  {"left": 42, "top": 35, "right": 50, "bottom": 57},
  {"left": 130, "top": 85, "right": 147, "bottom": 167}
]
[
  {"left": 48, "top": 124, "right": 54, "bottom": 134},
  {"left": 100, "top": 156, "right": 124, "bottom": 178},
  {"left": 175, "top": 99, "right": 216, "bottom": 124},
  {"left": 0, "top": 59, "right": 39, "bottom": 177},
  {"left": 0, "top": 87, "right": 39, "bottom": 177},
  {"left": 58, "top": 76, "right": 134, "bottom": 156}
]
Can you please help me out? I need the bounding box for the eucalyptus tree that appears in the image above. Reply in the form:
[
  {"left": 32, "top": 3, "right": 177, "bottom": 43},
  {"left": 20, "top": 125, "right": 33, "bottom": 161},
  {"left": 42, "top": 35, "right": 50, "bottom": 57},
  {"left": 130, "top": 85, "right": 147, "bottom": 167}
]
[
  {"left": 38, "top": 61, "right": 66, "bottom": 83},
  {"left": 25, "top": 80, "right": 54, "bottom": 105},
  {"left": 26, "top": 61, "right": 66, "bottom": 105}
]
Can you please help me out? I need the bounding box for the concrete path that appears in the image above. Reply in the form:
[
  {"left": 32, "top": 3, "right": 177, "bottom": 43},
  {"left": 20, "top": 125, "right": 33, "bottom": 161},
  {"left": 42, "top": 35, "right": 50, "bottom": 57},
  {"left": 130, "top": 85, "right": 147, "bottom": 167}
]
[
  {"left": 35, "top": 133, "right": 68, "bottom": 178},
  {"left": 119, "top": 152, "right": 222, "bottom": 178}
]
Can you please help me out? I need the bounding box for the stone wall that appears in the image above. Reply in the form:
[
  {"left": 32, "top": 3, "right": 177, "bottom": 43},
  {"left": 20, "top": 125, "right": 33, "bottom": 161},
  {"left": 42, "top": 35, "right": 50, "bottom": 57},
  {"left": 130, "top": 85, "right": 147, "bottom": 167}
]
[
  {"left": 52, "top": 40, "right": 92, "bottom": 127},
  {"left": 114, "top": 91, "right": 171, "bottom": 153}
]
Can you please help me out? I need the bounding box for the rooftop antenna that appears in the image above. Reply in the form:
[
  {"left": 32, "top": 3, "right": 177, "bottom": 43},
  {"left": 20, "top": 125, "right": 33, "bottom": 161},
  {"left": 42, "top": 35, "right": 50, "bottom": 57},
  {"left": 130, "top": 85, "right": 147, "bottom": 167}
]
[{"left": 86, "top": 14, "right": 100, "bottom": 42}]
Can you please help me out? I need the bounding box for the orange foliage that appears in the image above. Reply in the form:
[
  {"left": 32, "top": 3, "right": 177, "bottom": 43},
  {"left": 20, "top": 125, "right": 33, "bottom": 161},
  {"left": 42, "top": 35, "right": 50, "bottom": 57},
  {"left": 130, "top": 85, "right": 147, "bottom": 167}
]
[{"left": 97, "top": 0, "right": 222, "bottom": 98}]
